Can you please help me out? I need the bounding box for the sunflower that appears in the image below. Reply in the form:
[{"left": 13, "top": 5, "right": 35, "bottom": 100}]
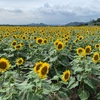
[
  {"left": 54, "top": 39, "right": 60, "bottom": 46},
  {"left": 78, "top": 36, "right": 83, "bottom": 41},
  {"left": 14, "top": 44, "right": 22, "bottom": 50},
  {"left": 38, "top": 62, "right": 50, "bottom": 79},
  {"left": 76, "top": 47, "right": 86, "bottom": 56},
  {"left": 92, "top": 52, "right": 99, "bottom": 63},
  {"left": 95, "top": 44, "right": 100, "bottom": 49},
  {"left": 34, "top": 36, "right": 37, "bottom": 40},
  {"left": 62, "top": 70, "right": 70, "bottom": 82},
  {"left": 22, "top": 36, "right": 26, "bottom": 40},
  {"left": 20, "top": 42, "right": 24, "bottom": 46},
  {"left": 0, "top": 58, "right": 10, "bottom": 73},
  {"left": 12, "top": 35, "right": 16, "bottom": 38},
  {"left": 56, "top": 41, "right": 64, "bottom": 50},
  {"left": 85, "top": 45, "right": 92, "bottom": 55},
  {"left": 43, "top": 39, "right": 48, "bottom": 44},
  {"left": 11, "top": 40, "right": 17, "bottom": 46},
  {"left": 36, "top": 37, "right": 43, "bottom": 44},
  {"left": 33, "top": 61, "right": 43, "bottom": 73},
  {"left": 16, "top": 58, "right": 24, "bottom": 66}
]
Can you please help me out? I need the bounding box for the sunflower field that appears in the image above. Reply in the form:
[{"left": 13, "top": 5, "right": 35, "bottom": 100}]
[{"left": 0, "top": 26, "right": 100, "bottom": 100}]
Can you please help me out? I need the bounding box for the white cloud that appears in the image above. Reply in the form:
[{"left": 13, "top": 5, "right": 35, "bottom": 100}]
[{"left": 0, "top": 0, "right": 100, "bottom": 24}]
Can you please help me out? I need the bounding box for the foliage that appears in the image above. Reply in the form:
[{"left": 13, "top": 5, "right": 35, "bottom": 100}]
[{"left": 0, "top": 26, "right": 100, "bottom": 100}]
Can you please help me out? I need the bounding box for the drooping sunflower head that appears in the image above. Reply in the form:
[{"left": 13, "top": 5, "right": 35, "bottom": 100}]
[
  {"left": 56, "top": 41, "right": 64, "bottom": 50},
  {"left": 76, "top": 47, "right": 86, "bottom": 56},
  {"left": 36, "top": 37, "right": 43, "bottom": 44},
  {"left": 16, "top": 58, "right": 24, "bottom": 66},
  {"left": 85, "top": 45, "right": 92, "bottom": 55},
  {"left": 92, "top": 52, "right": 99, "bottom": 63},
  {"left": 0, "top": 58, "right": 10, "bottom": 73},
  {"left": 38, "top": 62, "right": 50, "bottom": 79},
  {"left": 33, "top": 61, "right": 43, "bottom": 73},
  {"left": 62, "top": 70, "right": 70, "bottom": 82}
]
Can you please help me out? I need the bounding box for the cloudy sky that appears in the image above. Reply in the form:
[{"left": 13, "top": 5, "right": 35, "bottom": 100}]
[{"left": 0, "top": 0, "right": 100, "bottom": 25}]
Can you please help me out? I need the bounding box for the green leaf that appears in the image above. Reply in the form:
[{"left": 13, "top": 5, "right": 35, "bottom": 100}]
[
  {"left": 27, "top": 92, "right": 40, "bottom": 100},
  {"left": 74, "top": 67, "right": 84, "bottom": 73},
  {"left": 68, "top": 81, "right": 79, "bottom": 90},
  {"left": 58, "top": 91, "right": 68, "bottom": 99},
  {"left": 84, "top": 79, "right": 95, "bottom": 91},
  {"left": 77, "top": 74, "right": 83, "bottom": 81},
  {"left": 78, "top": 89, "right": 89, "bottom": 100},
  {"left": 67, "top": 77, "right": 75, "bottom": 87},
  {"left": 51, "top": 75, "right": 59, "bottom": 80},
  {"left": 96, "top": 93, "right": 100, "bottom": 100},
  {"left": 51, "top": 84, "right": 61, "bottom": 92},
  {"left": 49, "top": 49, "right": 56, "bottom": 56},
  {"left": 43, "top": 89, "right": 50, "bottom": 95},
  {"left": 50, "top": 56, "right": 58, "bottom": 62}
]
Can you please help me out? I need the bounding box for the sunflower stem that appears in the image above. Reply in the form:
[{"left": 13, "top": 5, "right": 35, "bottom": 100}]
[
  {"left": 17, "top": 65, "right": 20, "bottom": 77},
  {"left": 2, "top": 72, "right": 5, "bottom": 83}
]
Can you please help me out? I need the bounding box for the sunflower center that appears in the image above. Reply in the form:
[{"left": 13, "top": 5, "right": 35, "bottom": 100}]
[
  {"left": 79, "top": 37, "right": 82, "bottom": 40},
  {"left": 44, "top": 40, "right": 47, "bottom": 43},
  {"left": 86, "top": 48, "right": 90, "bottom": 53},
  {"left": 64, "top": 73, "right": 69, "bottom": 79},
  {"left": 12, "top": 42, "right": 16, "bottom": 45},
  {"left": 94, "top": 55, "right": 99, "bottom": 60},
  {"left": 16, "top": 45, "right": 21, "bottom": 49},
  {"left": 18, "top": 60, "right": 22, "bottom": 64},
  {"left": 58, "top": 44, "right": 63, "bottom": 49},
  {"left": 38, "top": 39, "right": 42, "bottom": 43},
  {"left": 41, "top": 66, "right": 47, "bottom": 75},
  {"left": 78, "top": 49, "right": 82, "bottom": 53},
  {"left": 0, "top": 62, "right": 7, "bottom": 69},
  {"left": 96, "top": 44, "right": 99, "bottom": 48}
]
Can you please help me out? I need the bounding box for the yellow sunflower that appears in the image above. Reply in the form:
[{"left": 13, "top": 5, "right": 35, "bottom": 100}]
[
  {"left": 56, "top": 41, "right": 64, "bottom": 50},
  {"left": 22, "top": 36, "right": 26, "bottom": 40},
  {"left": 54, "top": 39, "right": 60, "bottom": 46},
  {"left": 0, "top": 58, "right": 10, "bottom": 73},
  {"left": 76, "top": 47, "right": 86, "bottom": 56},
  {"left": 33, "top": 61, "right": 43, "bottom": 73},
  {"left": 85, "top": 45, "right": 92, "bottom": 55},
  {"left": 36, "top": 37, "right": 43, "bottom": 44},
  {"left": 92, "top": 52, "right": 99, "bottom": 63},
  {"left": 43, "top": 39, "right": 48, "bottom": 44},
  {"left": 20, "top": 42, "right": 24, "bottom": 46},
  {"left": 62, "top": 70, "right": 70, "bottom": 82},
  {"left": 78, "top": 36, "right": 83, "bottom": 41},
  {"left": 38, "top": 62, "right": 50, "bottom": 79},
  {"left": 11, "top": 40, "right": 17, "bottom": 46},
  {"left": 16, "top": 58, "right": 24, "bottom": 66},
  {"left": 95, "top": 44, "right": 100, "bottom": 49},
  {"left": 14, "top": 44, "right": 22, "bottom": 50}
]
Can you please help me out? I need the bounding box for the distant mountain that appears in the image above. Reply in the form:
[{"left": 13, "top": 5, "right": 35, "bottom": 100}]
[
  {"left": 27, "top": 23, "right": 47, "bottom": 26},
  {"left": 65, "top": 18, "right": 100, "bottom": 26},
  {"left": 88, "top": 18, "right": 100, "bottom": 26},
  {"left": 65, "top": 22, "right": 87, "bottom": 26},
  {"left": 0, "top": 18, "right": 99, "bottom": 26}
]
